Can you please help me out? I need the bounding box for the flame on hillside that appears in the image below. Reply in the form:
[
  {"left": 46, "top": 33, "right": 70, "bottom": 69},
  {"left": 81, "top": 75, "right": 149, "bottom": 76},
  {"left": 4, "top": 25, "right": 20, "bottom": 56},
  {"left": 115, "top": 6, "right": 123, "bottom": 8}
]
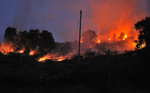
[
  {"left": 37, "top": 54, "right": 71, "bottom": 62},
  {"left": 0, "top": 42, "right": 37, "bottom": 56},
  {"left": 29, "top": 50, "right": 36, "bottom": 56},
  {"left": 0, "top": 42, "right": 15, "bottom": 55},
  {"left": 17, "top": 49, "right": 25, "bottom": 54}
]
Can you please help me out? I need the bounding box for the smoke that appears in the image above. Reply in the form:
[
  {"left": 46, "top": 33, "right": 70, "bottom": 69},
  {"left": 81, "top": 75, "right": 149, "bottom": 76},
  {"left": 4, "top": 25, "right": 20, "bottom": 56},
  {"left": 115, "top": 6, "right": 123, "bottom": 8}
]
[
  {"left": 10, "top": 0, "right": 149, "bottom": 43},
  {"left": 88, "top": 0, "right": 147, "bottom": 32}
]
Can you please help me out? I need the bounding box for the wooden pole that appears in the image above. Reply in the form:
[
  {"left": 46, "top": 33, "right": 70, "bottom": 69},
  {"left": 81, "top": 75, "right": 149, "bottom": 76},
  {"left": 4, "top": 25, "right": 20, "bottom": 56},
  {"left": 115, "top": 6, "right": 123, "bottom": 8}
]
[{"left": 78, "top": 10, "right": 82, "bottom": 62}]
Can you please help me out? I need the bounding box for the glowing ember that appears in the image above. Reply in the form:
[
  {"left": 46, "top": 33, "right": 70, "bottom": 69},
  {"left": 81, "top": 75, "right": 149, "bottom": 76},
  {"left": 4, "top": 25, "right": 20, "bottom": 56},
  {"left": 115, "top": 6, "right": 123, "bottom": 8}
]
[
  {"left": 140, "top": 42, "right": 146, "bottom": 49},
  {"left": 123, "top": 34, "right": 128, "bottom": 40},
  {"left": 80, "top": 38, "right": 83, "bottom": 43},
  {"left": 132, "top": 42, "right": 137, "bottom": 48},
  {"left": 29, "top": 50, "right": 36, "bottom": 56},
  {"left": 97, "top": 39, "right": 101, "bottom": 44},
  {"left": 17, "top": 49, "right": 25, "bottom": 53},
  {"left": 56, "top": 56, "right": 65, "bottom": 61},
  {"left": 10, "top": 49, "right": 14, "bottom": 52},
  {"left": 38, "top": 57, "right": 47, "bottom": 62},
  {"left": 108, "top": 38, "right": 111, "bottom": 41},
  {"left": 38, "top": 54, "right": 52, "bottom": 62}
]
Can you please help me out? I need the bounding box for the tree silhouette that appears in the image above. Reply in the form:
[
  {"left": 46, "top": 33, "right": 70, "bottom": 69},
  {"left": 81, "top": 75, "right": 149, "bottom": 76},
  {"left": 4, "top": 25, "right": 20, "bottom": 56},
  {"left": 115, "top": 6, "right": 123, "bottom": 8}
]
[
  {"left": 39, "top": 30, "right": 55, "bottom": 54},
  {"left": 14, "top": 31, "right": 29, "bottom": 50},
  {"left": 27, "top": 29, "right": 40, "bottom": 49},
  {"left": 4, "top": 27, "right": 17, "bottom": 42},
  {"left": 135, "top": 16, "right": 150, "bottom": 49}
]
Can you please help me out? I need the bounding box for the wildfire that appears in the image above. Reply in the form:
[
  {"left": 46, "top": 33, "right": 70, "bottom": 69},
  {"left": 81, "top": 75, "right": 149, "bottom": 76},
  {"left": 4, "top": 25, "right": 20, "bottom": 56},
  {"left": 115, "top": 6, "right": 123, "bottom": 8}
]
[
  {"left": 0, "top": 42, "right": 71, "bottom": 62},
  {"left": 0, "top": 42, "right": 39, "bottom": 56},
  {"left": 0, "top": 42, "right": 15, "bottom": 55}
]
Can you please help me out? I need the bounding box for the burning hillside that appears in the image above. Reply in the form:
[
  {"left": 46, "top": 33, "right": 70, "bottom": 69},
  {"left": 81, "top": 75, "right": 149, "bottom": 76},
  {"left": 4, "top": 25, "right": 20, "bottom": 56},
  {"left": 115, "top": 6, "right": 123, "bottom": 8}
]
[
  {"left": 0, "top": 27, "right": 74, "bottom": 62},
  {"left": 0, "top": 0, "right": 148, "bottom": 62},
  {"left": 0, "top": 24, "right": 147, "bottom": 62},
  {"left": 80, "top": 0, "right": 147, "bottom": 52}
]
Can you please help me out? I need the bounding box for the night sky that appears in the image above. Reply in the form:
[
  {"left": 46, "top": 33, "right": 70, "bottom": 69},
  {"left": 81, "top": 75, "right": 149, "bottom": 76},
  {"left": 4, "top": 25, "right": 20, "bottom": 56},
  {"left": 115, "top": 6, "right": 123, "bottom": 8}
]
[{"left": 0, "top": 0, "right": 149, "bottom": 42}]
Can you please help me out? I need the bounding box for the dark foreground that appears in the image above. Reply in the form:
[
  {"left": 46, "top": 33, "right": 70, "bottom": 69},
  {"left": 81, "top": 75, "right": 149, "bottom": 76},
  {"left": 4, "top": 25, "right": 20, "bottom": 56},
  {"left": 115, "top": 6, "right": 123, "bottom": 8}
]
[{"left": 0, "top": 49, "right": 150, "bottom": 93}]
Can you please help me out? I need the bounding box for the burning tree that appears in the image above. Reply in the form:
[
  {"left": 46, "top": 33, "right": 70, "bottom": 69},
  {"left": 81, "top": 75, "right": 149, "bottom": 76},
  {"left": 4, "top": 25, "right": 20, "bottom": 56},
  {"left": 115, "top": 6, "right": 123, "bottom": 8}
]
[{"left": 135, "top": 16, "right": 150, "bottom": 49}]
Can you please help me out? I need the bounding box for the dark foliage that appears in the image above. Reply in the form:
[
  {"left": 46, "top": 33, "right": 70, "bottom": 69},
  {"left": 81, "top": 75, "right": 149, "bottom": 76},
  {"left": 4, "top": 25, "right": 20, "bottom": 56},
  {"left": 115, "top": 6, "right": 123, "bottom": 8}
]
[
  {"left": 135, "top": 16, "right": 150, "bottom": 49},
  {"left": 4, "top": 27, "right": 17, "bottom": 42},
  {"left": 39, "top": 30, "right": 55, "bottom": 54}
]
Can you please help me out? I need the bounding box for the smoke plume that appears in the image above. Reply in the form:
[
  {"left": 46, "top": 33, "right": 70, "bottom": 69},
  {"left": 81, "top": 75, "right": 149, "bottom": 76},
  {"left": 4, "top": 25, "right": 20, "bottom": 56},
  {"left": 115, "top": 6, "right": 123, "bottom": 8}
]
[{"left": 10, "top": 0, "right": 149, "bottom": 43}]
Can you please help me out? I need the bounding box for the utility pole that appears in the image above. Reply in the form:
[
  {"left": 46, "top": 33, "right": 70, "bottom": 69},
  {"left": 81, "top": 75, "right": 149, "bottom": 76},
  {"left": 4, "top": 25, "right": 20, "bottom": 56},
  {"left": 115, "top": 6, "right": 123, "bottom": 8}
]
[{"left": 78, "top": 10, "right": 82, "bottom": 62}]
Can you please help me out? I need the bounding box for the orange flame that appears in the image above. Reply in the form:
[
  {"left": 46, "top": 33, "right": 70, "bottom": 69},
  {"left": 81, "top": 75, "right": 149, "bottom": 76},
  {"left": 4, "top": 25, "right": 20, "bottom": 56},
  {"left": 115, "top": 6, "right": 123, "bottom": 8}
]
[
  {"left": 38, "top": 54, "right": 52, "bottom": 62},
  {"left": 37, "top": 54, "right": 71, "bottom": 62},
  {"left": 17, "top": 49, "right": 25, "bottom": 54},
  {"left": 29, "top": 50, "right": 36, "bottom": 56},
  {"left": 123, "top": 34, "right": 128, "bottom": 40},
  {"left": 97, "top": 39, "right": 101, "bottom": 44},
  {"left": 0, "top": 42, "right": 15, "bottom": 55},
  {"left": 108, "top": 38, "right": 111, "bottom": 41},
  {"left": 139, "top": 41, "right": 146, "bottom": 49},
  {"left": 80, "top": 38, "right": 83, "bottom": 43},
  {"left": 56, "top": 56, "right": 66, "bottom": 61}
]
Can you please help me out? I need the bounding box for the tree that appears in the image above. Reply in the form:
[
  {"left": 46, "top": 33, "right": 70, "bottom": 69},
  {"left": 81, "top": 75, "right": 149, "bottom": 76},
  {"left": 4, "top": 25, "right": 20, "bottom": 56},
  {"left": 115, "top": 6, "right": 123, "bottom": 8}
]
[
  {"left": 14, "top": 31, "right": 29, "bottom": 50},
  {"left": 39, "top": 30, "right": 55, "bottom": 54},
  {"left": 135, "top": 16, "right": 150, "bottom": 49},
  {"left": 4, "top": 27, "right": 17, "bottom": 42},
  {"left": 27, "top": 29, "right": 40, "bottom": 49}
]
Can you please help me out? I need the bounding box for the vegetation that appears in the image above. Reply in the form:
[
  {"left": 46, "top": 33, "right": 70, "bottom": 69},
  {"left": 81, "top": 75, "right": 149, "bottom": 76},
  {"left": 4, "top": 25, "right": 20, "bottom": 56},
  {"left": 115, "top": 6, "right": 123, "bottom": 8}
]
[{"left": 135, "top": 16, "right": 150, "bottom": 49}]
